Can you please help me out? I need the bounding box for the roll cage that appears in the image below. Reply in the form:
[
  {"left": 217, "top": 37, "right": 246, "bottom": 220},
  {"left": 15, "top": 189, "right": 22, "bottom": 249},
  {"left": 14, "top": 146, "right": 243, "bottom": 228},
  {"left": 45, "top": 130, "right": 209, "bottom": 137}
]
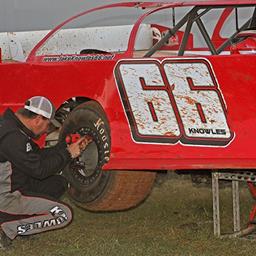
[{"left": 144, "top": 4, "right": 256, "bottom": 57}]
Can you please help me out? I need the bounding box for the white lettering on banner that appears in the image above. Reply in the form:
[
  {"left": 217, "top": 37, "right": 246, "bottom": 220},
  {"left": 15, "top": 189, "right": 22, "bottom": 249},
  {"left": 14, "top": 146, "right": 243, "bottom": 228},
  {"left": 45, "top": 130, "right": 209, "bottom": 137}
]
[{"left": 115, "top": 59, "right": 234, "bottom": 146}]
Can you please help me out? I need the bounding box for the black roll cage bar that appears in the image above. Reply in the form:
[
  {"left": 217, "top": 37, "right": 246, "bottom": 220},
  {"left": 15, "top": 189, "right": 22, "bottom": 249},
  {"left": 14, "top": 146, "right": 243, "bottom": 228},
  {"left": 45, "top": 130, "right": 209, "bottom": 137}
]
[{"left": 144, "top": 4, "right": 256, "bottom": 57}]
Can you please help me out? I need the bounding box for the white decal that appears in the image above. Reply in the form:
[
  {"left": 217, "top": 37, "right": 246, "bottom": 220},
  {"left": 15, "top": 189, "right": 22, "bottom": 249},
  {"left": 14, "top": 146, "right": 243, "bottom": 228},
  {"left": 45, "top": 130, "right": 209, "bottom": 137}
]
[
  {"left": 115, "top": 59, "right": 234, "bottom": 146},
  {"left": 43, "top": 54, "right": 114, "bottom": 62},
  {"left": 118, "top": 63, "right": 180, "bottom": 141},
  {"left": 26, "top": 142, "right": 32, "bottom": 152}
]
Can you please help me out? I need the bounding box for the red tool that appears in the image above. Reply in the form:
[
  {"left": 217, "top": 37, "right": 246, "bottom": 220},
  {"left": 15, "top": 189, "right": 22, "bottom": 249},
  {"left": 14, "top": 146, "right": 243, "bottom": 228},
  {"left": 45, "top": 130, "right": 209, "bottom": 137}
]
[
  {"left": 65, "top": 133, "right": 81, "bottom": 144},
  {"left": 66, "top": 133, "right": 92, "bottom": 144}
]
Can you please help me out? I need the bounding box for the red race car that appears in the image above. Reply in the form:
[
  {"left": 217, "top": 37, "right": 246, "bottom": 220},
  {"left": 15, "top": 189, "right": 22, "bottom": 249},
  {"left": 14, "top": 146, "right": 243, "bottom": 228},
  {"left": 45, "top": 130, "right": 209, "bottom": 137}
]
[{"left": 1, "top": 1, "right": 256, "bottom": 211}]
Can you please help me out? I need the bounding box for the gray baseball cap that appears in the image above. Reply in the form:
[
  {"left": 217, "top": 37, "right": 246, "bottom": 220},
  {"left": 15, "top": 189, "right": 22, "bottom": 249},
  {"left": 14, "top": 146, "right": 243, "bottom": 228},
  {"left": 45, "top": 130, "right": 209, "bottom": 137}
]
[{"left": 24, "top": 96, "right": 56, "bottom": 120}]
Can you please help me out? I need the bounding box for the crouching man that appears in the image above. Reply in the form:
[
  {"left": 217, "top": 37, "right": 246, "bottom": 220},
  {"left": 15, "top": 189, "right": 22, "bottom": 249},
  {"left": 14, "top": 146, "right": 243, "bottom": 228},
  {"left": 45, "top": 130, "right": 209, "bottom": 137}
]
[{"left": 0, "top": 96, "right": 91, "bottom": 249}]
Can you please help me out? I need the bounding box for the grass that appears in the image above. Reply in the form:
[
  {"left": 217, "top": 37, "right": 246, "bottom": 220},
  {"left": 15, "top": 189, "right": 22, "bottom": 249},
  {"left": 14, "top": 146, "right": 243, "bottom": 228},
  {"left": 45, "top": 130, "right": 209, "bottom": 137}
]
[{"left": 2, "top": 175, "right": 256, "bottom": 256}]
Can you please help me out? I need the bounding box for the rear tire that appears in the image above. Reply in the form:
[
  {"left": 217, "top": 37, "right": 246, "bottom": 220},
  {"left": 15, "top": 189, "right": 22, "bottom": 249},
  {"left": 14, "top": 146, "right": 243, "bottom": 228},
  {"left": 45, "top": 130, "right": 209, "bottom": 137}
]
[{"left": 60, "top": 101, "right": 156, "bottom": 211}]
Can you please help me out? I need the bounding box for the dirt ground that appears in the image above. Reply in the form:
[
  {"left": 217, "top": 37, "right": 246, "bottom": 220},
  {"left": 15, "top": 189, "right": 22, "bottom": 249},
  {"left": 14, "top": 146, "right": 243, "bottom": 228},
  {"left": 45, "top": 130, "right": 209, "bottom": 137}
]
[{"left": 2, "top": 173, "right": 256, "bottom": 256}]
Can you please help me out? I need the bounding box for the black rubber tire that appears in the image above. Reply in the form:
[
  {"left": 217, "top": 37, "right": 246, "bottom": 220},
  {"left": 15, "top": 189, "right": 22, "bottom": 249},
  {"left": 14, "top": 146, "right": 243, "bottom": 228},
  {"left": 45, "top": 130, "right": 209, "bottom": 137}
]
[
  {"left": 74, "top": 170, "right": 156, "bottom": 212},
  {"left": 59, "top": 101, "right": 111, "bottom": 204},
  {"left": 60, "top": 101, "right": 156, "bottom": 212}
]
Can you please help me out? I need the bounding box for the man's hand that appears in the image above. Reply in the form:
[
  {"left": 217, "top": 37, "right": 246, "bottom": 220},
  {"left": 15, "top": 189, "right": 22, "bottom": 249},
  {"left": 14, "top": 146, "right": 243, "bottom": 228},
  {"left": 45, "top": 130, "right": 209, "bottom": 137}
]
[
  {"left": 67, "top": 135, "right": 92, "bottom": 159},
  {"left": 79, "top": 135, "right": 93, "bottom": 151}
]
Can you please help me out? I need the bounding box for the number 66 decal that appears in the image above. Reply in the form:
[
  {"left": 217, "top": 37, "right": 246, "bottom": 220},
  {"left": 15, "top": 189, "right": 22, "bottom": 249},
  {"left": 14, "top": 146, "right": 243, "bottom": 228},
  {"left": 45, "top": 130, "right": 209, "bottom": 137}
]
[{"left": 114, "top": 59, "right": 234, "bottom": 146}]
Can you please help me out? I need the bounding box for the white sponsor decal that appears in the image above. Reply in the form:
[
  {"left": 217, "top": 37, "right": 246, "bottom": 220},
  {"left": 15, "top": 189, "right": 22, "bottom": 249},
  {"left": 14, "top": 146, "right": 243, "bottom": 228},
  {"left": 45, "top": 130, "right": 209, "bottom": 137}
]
[
  {"left": 43, "top": 54, "right": 114, "bottom": 62},
  {"left": 26, "top": 142, "right": 32, "bottom": 152},
  {"left": 17, "top": 206, "right": 68, "bottom": 235},
  {"left": 115, "top": 59, "right": 234, "bottom": 146}
]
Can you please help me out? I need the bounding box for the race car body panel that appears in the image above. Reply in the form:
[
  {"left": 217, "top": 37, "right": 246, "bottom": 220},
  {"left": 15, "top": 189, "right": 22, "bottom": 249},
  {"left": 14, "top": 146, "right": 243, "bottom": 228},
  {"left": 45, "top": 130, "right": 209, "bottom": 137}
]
[{"left": 1, "top": 1, "right": 256, "bottom": 170}]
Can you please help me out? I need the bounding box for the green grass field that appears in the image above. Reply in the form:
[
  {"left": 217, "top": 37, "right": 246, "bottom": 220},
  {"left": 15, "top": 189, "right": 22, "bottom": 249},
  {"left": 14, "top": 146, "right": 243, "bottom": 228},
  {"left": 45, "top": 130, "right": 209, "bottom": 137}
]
[{"left": 2, "top": 175, "right": 256, "bottom": 256}]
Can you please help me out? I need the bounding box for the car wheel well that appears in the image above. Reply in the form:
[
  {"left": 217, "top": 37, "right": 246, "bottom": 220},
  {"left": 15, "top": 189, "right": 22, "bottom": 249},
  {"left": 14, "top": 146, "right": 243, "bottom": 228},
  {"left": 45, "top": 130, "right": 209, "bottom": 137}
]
[{"left": 54, "top": 97, "right": 105, "bottom": 125}]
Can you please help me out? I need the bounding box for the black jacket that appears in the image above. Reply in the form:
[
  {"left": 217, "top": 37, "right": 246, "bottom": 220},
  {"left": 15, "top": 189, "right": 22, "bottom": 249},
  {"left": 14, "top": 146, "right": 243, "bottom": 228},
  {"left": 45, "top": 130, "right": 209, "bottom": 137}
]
[{"left": 0, "top": 109, "right": 71, "bottom": 192}]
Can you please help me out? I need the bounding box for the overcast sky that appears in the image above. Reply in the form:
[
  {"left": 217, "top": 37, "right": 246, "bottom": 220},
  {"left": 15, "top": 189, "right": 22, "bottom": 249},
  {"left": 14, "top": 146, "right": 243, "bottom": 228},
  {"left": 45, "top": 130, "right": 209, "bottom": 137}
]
[{"left": 0, "top": 0, "right": 194, "bottom": 32}]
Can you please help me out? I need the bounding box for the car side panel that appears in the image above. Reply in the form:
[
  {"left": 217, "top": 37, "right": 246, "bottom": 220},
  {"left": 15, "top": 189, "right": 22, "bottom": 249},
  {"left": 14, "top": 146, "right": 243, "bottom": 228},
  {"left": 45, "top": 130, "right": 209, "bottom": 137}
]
[{"left": 0, "top": 54, "right": 256, "bottom": 170}]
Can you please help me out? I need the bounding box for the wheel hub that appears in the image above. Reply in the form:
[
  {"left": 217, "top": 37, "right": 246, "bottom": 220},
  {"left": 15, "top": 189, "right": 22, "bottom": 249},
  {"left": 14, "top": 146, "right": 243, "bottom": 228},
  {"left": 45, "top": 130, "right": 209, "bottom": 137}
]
[{"left": 69, "top": 127, "right": 101, "bottom": 187}]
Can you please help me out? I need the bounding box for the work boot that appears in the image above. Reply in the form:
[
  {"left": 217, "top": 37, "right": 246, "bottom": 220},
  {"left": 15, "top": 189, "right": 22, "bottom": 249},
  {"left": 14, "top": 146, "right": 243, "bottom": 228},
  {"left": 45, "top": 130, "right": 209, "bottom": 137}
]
[{"left": 0, "top": 229, "right": 12, "bottom": 250}]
